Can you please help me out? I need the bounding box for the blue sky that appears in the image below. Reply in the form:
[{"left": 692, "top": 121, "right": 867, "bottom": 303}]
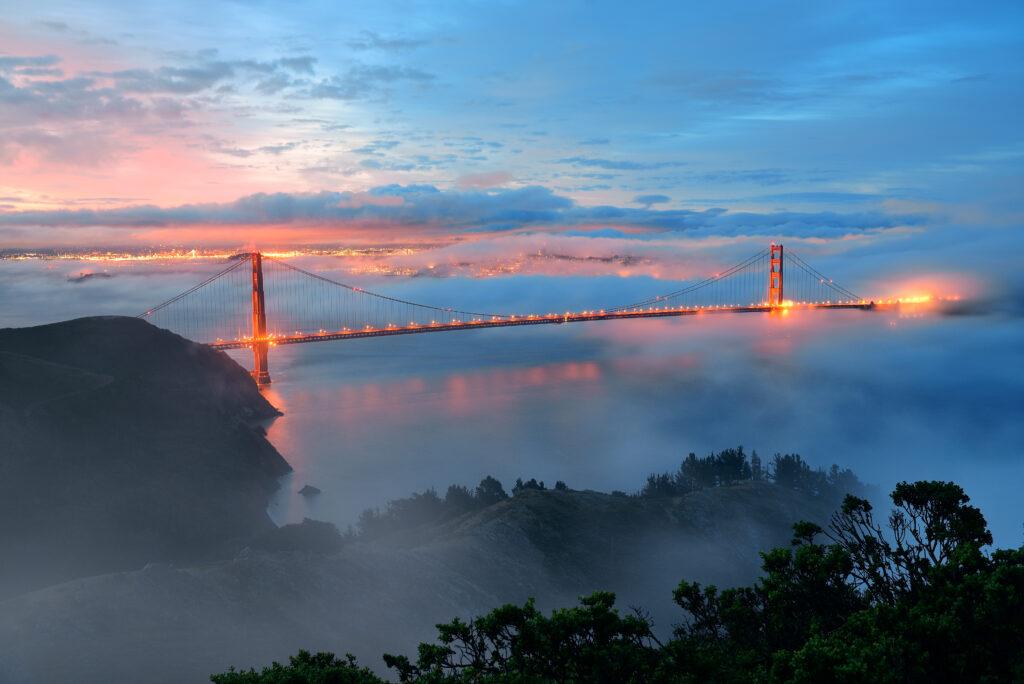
[
  {"left": 0, "top": 0, "right": 1021, "bottom": 296},
  {"left": 2, "top": 1, "right": 1024, "bottom": 540}
]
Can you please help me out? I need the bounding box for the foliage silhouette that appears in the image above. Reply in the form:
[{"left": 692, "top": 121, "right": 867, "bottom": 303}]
[
  {"left": 640, "top": 447, "right": 863, "bottom": 500},
  {"left": 214, "top": 480, "right": 1024, "bottom": 682}
]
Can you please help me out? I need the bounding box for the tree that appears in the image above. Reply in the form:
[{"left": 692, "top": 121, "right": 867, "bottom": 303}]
[
  {"left": 444, "top": 484, "right": 476, "bottom": 513},
  {"left": 716, "top": 446, "right": 752, "bottom": 484},
  {"left": 383, "top": 592, "right": 663, "bottom": 683},
  {"left": 640, "top": 448, "right": 862, "bottom": 501},
  {"left": 678, "top": 452, "right": 715, "bottom": 489},
  {"left": 641, "top": 472, "right": 677, "bottom": 497},
  {"left": 825, "top": 463, "right": 858, "bottom": 497},
  {"left": 780, "top": 491, "right": 1021, "bottom": 683},
  {"left": 474, "top": 476, "right": 507, "bottom": 506},
  {"left": 825, "top": 481, "right": 993, "bottom": 603},
  {"left": 512, "top": 477, "right": 545, "bottom": 494},
  {"left": 355, "top": 477, "right": 515, "bottom": 541},
  {"left": 750, "top": 450, "right": 763, "bottom": 481},
  {"left": 769, "top": 453, "right": 814, "bottom": 492},
  {"left": 357, "top": 489, "right": 448, "bottom": 538},
  {"left": 669, "top": 480, "right": 1022, "bottom": 682},
  {"left": 213, "top": 480, "right": 1024, "bottom": 682},
  {"left": 670, "top": 521, "right": 863, "bottom": 679},
  {"left": 211, "top": 650, "right": 383, "bottom": 683}
]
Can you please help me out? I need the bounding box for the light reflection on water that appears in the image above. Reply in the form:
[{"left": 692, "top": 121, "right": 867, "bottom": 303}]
[
  {"left": 240, "top": 331, "right": 621, "bottom": 528},
  {"left": 235, "top": 307, "right": 1024, "bottom": 545},
  {"left": 1, "top": 258, "right": 1020, "bottom": 544}
]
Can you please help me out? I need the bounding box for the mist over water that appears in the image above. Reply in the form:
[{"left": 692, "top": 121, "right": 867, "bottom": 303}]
[{"left": 3, "top": 257, "right": 1022, "bottom": 545}]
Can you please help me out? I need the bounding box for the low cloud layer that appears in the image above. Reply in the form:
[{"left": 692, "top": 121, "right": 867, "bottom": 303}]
[{"left": 0, "top": 185, "right": 924, "bottom": 240}]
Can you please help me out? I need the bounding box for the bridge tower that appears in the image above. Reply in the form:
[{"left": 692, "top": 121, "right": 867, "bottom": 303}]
[
  {"left": 250, "top": 252, "right": 271, "bottom": 385},
  {"left": 768, "top": 243, "right": 784, "bottom": 307}
]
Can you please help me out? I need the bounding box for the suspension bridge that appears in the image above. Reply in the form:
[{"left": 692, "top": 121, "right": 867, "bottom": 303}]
[{"left": 140, "top": 244, "right": 872, "bottom": 384}]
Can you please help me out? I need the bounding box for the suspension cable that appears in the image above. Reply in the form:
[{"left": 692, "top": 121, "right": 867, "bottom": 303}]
[
  {"left": 263, "top": 255, "right": 512, "bottom": 319},
  {"left": 138, "top": 258, "right": 247, "bottom": 317},
  {"left": 786, "top": 250, "right": 860, "bottom": 300},
  {"left": 607, "top": 248, "right": 768, "bottom": 312}
]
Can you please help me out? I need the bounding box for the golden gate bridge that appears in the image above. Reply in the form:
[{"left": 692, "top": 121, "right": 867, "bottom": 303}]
[{"left": 140, "top": 244, "right": 872, "bottom": 384}]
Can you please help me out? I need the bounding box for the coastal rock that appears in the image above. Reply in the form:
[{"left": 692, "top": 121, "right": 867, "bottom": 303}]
[{"left": 0, "top": 316, "right": 291, "bottom": 599}]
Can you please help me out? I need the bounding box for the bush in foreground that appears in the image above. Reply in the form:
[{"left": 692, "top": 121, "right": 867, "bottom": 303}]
[
  {"left": 212, "top": 651, "right": 381, "bottom": 683},
  {"left": 213, "top": 481, "right": 1024, "bottom": 682}
]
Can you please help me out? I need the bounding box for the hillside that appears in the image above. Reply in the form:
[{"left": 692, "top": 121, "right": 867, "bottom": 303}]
[
  {"left": 0, "top": 316, "right": 845, "bottom": 683},
  {"left": 0, "top": 482, "right": 837, "bottom": 684},
  {"left": 0, "top": 316, "right": 290, "bottom": 598}
]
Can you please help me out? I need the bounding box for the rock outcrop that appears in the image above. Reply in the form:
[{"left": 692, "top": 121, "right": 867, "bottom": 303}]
[{"left": 0, "top": 316, "right": 290, "bottom": 599}]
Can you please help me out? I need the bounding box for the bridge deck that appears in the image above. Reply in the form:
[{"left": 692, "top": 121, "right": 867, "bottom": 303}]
[{"left": 206, "top": 302, "right": 873, "bottom": 350}]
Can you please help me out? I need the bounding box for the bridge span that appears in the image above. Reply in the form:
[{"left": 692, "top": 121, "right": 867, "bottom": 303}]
[
  {"left": 142, "top": 243, "right": 873, "bottom": 384},
  {"left": 207, "top": 302, "right": 873, "bottom": 351}
]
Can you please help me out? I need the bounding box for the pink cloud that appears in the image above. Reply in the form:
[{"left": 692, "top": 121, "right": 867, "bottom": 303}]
[
  {"left": 456, "top": 171, "right": 512, "bottom": 189},
  {"left": 335, "top": 193, "right": 405, "bottom": 209}
]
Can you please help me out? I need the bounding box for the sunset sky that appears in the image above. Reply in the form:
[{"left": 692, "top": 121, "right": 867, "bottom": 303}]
[
  {"left": 1, "top": 1, "right": 1022, "bottom": 296},
  {"left": 2, "top": 0, "right": 1023, "bottom": 545}
]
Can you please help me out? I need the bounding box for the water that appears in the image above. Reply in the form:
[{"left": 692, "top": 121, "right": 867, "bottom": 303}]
[
  {"left": 245, "top": 307, "right": 1024, "bottom": 545},
  {"left": 3, "top": 257, "right": 1023, "bottom": 544}
]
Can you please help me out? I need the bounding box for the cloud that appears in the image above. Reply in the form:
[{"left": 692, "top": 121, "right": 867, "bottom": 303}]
[
  {"left": 0, "top": 184, "right": 925, "bottom": 240},
  {"left": 347, "top": 31, "right": 428, "bottom": 51},
  {"left": 208, "top": 140, "right": 301, "bottom": 158},
  {"left": 277, "top": 56, "right": 316, "bottom": 74},
  {"left": 0, "top": 50, "right": 323, "bottom": 167},
  {"left": 457, "top": 171, "right": 513, "bottom": 189},
  {"left": 0, "top": 55, "right": 61, "bottom": 72},
  {"left": 557, "top": 156, "right": 686, "bottom": 171},
  {"left": 105, "top": 63, "right": 239, "bottom": 94},
  {"left": 748, "top": 192, "right": 882, "bottom": 204},
  {"left": 634, "top": 194, "right": 671, "bottom": 208},
  {"left": 310, "top": 64, "right": 434, "bottom": 100},
  {"left": 0, "top": 51, "right": 319, "bottom": 129},
  {"left": 34, "top": 19, "right": 118, "bottom": 45},
  {"left": 562, "top": 228, "right": 632, "bottom": 238},
  {"left": 350, "top": 140, "right": 400, "bottom": 155},
  {"left": 359, "top": 158, "right": 415, "bottom": 171},
  {"left": 57, "top": 54, "right": 315, "bottom": 99},
  {"left": 687, "top": 169, "right": 792, "bottom": 186},
  {"left": 0, "top": 73, "right": 145, "bottom": 128},
  {"left": 254, "top": 73, "right": 296, "bottom": 95},
  {"left": 0, "top": 129, "right": 128, "bottom": 165}
]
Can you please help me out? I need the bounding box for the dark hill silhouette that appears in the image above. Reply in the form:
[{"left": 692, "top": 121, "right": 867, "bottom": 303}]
[
  {"left": 0, "top": 316, "right": 855, "bottom": 683},
  {"left": 0, "top": 316, "right": 289, "bottom": 598},
  {"left": 0, "top": 481, "right": 840, "bottom": 683}
]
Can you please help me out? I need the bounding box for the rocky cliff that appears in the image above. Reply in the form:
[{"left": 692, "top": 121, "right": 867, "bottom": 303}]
[{"left": 0, "top": 316, "right": 290, "bottom": 598}]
